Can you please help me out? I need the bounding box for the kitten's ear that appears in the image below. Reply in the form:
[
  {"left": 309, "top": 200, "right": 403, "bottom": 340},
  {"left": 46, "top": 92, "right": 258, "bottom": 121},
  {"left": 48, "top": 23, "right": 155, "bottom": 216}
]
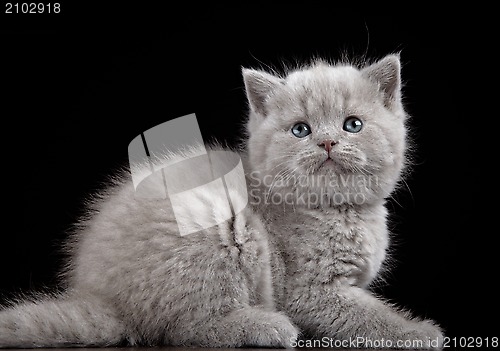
[
  {"left": 242, "top": 69, "right": 284, "bottom": 116},
  {"left": 361, "top": 55, "right": 402, "bottom": 111}
]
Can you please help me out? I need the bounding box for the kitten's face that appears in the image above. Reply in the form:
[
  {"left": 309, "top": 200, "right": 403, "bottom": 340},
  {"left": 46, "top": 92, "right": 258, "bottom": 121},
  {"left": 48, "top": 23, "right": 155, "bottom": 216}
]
[{"left": 244, "top": 56, "right": 407, "bottom": 206}]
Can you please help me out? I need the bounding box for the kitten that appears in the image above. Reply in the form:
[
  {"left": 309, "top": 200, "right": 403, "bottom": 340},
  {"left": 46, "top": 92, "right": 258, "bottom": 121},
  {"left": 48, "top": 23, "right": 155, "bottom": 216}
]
[{"left": 0, "top": 54, "right": 443, "bottom": 349}]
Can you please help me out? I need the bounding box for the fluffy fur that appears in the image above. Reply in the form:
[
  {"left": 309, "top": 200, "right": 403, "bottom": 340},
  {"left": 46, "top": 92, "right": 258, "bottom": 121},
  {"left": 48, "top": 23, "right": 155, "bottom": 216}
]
[{"left": 0, "top": 55, "right": 443, "bottom": 349}]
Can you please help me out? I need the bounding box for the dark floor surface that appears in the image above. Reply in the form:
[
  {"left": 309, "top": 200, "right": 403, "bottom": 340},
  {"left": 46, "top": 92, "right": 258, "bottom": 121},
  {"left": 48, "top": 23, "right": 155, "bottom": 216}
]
[{"left": 1, "top": 349, "right": 395, "bottom": 351}]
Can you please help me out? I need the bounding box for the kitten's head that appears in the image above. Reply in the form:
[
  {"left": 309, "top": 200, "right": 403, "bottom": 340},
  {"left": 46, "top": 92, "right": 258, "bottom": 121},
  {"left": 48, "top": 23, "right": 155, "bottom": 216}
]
[{"left": 243, "top": 55, "right": 409, "bottom": 207}]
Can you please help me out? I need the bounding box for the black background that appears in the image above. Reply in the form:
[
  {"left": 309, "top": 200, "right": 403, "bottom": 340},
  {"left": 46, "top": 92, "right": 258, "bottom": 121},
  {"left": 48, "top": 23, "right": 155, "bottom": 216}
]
[{"left": 2, "top": 4, "right": 495, "bottom": 343}]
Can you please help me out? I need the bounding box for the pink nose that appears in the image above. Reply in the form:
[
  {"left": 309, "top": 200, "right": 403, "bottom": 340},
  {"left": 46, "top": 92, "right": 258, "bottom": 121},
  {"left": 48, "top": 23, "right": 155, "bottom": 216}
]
[{"left": 318, "top": 139, "right": 337, "bottom": 153}]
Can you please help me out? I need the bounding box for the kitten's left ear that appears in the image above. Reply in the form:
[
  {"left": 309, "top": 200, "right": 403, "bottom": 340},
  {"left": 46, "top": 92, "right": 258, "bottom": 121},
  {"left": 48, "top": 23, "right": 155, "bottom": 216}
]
[
  {"left": 242, "top": 69, "right": 284, "bottom": 116},
  {"left": 361, "top": 54, "right": 402, "bottom": 112}
]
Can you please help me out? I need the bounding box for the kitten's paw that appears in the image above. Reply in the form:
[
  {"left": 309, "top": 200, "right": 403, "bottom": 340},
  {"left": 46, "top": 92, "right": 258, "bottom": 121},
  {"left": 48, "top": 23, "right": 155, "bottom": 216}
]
[
  {"left": 190, "top": 308, "right": 299, "bottom": 348},
  {"left": 241, "top": 310, "right": 299, "bottom": 348},
  {"left": 399, "top": 319, "right": 444, "bottom": 350}
]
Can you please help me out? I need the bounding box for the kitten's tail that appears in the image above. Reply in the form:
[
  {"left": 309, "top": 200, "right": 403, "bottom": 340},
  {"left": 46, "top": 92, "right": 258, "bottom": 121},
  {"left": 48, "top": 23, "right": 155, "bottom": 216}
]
[{"left": 0, "top": 291, "right": 126, "bottom": 348}]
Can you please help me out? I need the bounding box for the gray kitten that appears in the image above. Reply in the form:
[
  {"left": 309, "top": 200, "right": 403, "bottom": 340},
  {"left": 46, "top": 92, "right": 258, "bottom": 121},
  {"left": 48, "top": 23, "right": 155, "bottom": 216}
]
[{"left": 0, "top": 54, "right": 443, "bottom": 349}]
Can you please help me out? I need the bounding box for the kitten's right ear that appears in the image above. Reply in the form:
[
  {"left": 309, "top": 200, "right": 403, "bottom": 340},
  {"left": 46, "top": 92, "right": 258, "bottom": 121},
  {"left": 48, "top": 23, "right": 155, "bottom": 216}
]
[
  {"left": 361, "top": 55, "right": 402, "bottom": 112},
  {"left": 242, "top": 69, "right": 284, "bottom": 116}
]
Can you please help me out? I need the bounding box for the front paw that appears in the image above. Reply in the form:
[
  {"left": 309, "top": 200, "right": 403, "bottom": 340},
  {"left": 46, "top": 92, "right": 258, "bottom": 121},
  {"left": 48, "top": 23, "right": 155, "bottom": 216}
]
[
  {"left": 398, "top": 319, "right": 444, "bottom": 350},
  {"left": 356, "top": 319, "right": 443, "bottom": 350},
  {"left": 242, "top": 311, "right": 299, "bottom": 348}
]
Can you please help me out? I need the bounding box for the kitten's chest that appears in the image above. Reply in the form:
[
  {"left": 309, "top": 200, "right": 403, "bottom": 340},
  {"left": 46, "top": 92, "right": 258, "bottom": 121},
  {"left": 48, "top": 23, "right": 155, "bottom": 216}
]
[{"left": 267, "top": 204, "right": 388, "bottom": 287}]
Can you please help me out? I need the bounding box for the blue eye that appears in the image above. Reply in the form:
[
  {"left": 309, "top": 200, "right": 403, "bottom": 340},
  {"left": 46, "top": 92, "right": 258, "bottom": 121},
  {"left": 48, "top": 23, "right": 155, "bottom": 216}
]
[
  {"left": 343, "top": 116, "right": 363, "bottom": 133},
  {"left": 291, "top": 122, "right": 311, "bottom": 138}
]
